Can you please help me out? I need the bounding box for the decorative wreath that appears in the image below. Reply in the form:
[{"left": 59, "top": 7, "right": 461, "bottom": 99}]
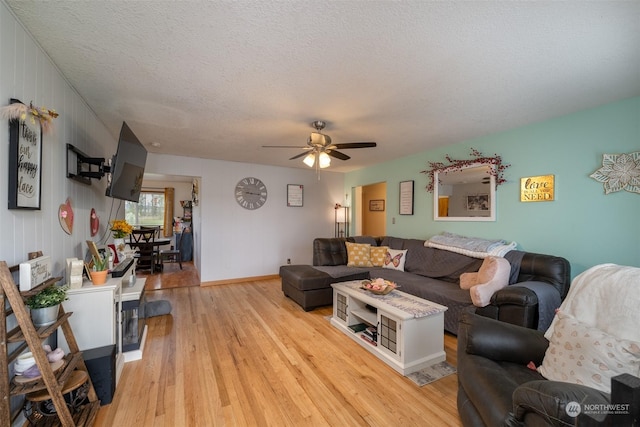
[
  {"left": 0, "top": 101, "right": 58, "bottom": 134},
  {"left": 421, "top": 148, "right": 510, "bottom": 193}
]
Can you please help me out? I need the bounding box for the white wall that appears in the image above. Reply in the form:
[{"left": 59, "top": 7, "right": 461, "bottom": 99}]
[
  {"left": 0, "top": 0, "right": 345, "bottom": 289},
  {"left": 0, "top": 4, "right": 118, "bottom": 424},
  {"left": 0, "top": 2, "right": 116, "bottom": 273},
  {"left": 146, "top": 153, "right": 345, "bottom": 283}
]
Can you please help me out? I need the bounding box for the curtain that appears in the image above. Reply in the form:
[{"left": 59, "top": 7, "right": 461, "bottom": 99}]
[{"left": 164, "top": 187, "right": 174, "bottom": 237}]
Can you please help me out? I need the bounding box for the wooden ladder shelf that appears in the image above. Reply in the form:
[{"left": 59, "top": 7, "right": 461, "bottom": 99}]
[{"left": 0, "top": 261, "right": 100, "bottom": 426}]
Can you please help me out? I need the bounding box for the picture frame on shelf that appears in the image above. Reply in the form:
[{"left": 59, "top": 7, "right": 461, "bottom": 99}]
[
  {"left": 287, "top": 184, "right": 304, "bottom": 207},
  {"left": 8, "top": 98, "right": 42, "bottom": 210}
]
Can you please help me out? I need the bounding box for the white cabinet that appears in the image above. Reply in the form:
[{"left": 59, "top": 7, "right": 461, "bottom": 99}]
[
  {"left": 331, "top": 281, "right": 447, "bottom": 375},
  {"left": 59, "top": 271, "right": 142, "bottom": 385}
]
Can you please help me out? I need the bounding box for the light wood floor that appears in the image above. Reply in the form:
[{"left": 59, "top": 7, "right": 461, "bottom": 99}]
[{"left": 95, "top": 266, "right": 461, "bottom": 426}]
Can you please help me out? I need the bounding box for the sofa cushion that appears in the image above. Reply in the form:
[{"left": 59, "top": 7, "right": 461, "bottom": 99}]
[
  {"left": 370, "top": 246, "right": 388, "bottom": 267},
  {"left": 538, "top": 311, "right": 640, "bottom": 394},
  {"left": 370, "top": 268, "right": 473, "bottom": 334},
  {"left": 351, "top": 236, "right": 379, "bottom": 246},
  {"left": 345, "top": 242, "right": 373, "bottom": 267},
  {"left": 381, "top": 236, "right": 425, "bottom": 251},
  {"left": 383, "top": 248, "right": 407, "bottom": 271},
  {"left": 403, "top": 245, "right": 483, "bottom": 283}
]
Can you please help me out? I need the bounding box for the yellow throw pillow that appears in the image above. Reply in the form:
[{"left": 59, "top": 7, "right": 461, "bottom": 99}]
[
  {"left": 370, "top": 246, "right": 389, "bottom": 267},
  {"left": 346, "top": 242, "right": 373, "bottom": 267}
]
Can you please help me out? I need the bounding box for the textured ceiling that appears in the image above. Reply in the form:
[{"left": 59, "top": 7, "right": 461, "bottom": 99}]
[{"left": 6, "top": 1, "right": 640, "bottom": 173}]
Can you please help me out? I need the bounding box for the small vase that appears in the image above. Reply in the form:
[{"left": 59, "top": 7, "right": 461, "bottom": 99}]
[
  {"left": 113, "top": 237, "right": 126, "bottom": 262},
  {"left": 90, "top": 270, "right": 108, "bottom": 285},
  {"left": 31, "top": 305, "right": 60, "bottom": 327}
]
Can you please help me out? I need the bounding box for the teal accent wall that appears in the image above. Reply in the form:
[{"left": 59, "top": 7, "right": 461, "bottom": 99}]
[{"left": 345, "top": 97, "right": 640, "bottom": 277}]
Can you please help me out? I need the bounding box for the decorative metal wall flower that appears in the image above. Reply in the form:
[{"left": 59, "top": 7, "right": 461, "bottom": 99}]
[{"left": 590, "top": 152, "right": 640, "bottom": 194}]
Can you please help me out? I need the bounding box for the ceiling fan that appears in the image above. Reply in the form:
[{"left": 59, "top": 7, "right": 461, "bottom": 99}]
[{"left": 262, "top": 120, "right": 376, "bottom": 170}]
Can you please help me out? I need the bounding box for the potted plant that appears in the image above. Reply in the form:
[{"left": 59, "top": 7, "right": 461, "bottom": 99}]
[
  {"left": 90, "top": 253, "right": 109, "bottom": 285},
  {"left": 26, "top": 285, "right": 68, "bottom": 327}
]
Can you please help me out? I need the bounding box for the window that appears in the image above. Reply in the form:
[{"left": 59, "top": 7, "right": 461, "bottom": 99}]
[{"left": 125, "top": 191, "right": 165, "bottom": 227}]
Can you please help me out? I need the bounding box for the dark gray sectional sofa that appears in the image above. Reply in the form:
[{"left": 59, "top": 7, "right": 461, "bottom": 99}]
[{"left": 280, "top": 236, "right": 571, "bottom": 334}]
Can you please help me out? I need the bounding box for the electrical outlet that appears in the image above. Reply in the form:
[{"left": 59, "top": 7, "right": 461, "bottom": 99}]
[{"left": 287, "top": 258, "right": 291, "bottom": 264}]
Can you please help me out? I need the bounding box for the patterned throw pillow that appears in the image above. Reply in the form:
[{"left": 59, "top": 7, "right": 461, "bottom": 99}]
[
  {"left": 370, "top": 246, "right": 389, "bottom": 267},
  {"left": 346, "top": 242, "right": 373, "bottom": 267},
  {"left": 383, "top": 248, "right": 408, "bottom": 271},
  {"left": 538, "top": 311, "right": 640, "bottom": 394}
]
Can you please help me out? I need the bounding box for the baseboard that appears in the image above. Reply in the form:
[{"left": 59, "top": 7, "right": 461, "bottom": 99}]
[{"left": 201, "top": 274, "right": 280, "bottom": 287}]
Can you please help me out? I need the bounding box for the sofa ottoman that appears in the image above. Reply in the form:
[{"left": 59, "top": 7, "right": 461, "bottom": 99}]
[{"left": 280, "top": 264, "right": 369, "bottom": 311}]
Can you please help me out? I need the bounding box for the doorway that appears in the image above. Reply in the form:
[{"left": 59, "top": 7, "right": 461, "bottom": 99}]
[{"left": 355, "top": 182, "right": 387, "bottom": 236}]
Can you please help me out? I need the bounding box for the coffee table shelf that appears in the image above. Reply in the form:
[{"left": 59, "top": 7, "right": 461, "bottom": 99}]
[{"left": 331, "top": 280, "right": 447, "bottom": 376}]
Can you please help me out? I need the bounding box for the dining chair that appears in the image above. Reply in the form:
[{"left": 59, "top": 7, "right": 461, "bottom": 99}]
[
  {"left": 160, "top": 233, "right": 183, "bottom": 270},
  {"left": 129, "top": 229, "right": 158, "bottom": 273}
]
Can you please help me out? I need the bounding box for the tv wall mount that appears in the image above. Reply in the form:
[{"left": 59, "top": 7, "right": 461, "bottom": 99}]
[{"left": 66, "top": 143, "right": 112, "bottom": 185}]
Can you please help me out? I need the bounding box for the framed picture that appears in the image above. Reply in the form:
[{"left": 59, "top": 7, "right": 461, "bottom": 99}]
[
  {"left": 467, "top": 194, "right": 490, "bottom": 211},
  {"left": 399, "top": 180, "right": 414, "bottom": 215},
  {"left": 369, "top": 199, "right": 385, "bottom": 211},
  {"left": 8, "top": 98, "right": 42, "bottom": 209},
  {"left": 287, "top": 184, "right": 304, "bottom": 207}
]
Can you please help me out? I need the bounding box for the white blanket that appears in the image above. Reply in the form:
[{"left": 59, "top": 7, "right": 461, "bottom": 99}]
[
  {"left": 545, "top": 263, "right": 640, "bottom": 342},
  {"left": 426, "top": 236, "right": 517, "bottom": 259}
]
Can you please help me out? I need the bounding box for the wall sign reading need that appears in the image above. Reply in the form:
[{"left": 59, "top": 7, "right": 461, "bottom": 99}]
[{"left": 520, "top": 175, "right": 555, "bottom": 202}]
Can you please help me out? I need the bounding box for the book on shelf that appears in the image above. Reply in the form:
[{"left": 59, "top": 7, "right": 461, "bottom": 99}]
[
  {"left": 363, "top": 327, "right": 377, "bottom": 341},
  {"left": 360, "top": 334, "right": 377, "bottom": 346},
  {"left": 348, "top": 323, "right": 367, "bottom": 333}
]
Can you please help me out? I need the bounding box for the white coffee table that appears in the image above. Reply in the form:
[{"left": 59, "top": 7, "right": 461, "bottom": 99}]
[{"left": 331, "top": 280, "right": 447, "bottom": 375}]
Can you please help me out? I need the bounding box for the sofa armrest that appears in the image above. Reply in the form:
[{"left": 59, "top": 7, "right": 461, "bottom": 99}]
[
  {"left": 459, "top": 311, "right": 548, "bottom": 365},
  {"left": 512, "top": 380, "right": 610, "bottom": 426},
  {"left": 577, "top": 373, "right": 640, "bottom": 426},
  {"left": 475, "top": 286, "right": 539, "bottom": 329},
  {"left": 492, "top": 286, "right": 539, "bottom": 306}
]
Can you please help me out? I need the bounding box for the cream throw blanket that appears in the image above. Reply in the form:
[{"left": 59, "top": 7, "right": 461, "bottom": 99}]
[{"left": 545, "top": 263, "right": 640, "bottom": 342}]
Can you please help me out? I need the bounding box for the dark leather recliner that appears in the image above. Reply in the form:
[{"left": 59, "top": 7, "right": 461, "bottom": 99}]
[{"left": 457, "top": 311, "right": 640, "bottom": 426}]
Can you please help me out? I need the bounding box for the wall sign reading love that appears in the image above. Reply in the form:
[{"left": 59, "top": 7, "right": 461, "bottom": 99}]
[{"left": 8, "top": 98, "right": 42, "bottom": 209}]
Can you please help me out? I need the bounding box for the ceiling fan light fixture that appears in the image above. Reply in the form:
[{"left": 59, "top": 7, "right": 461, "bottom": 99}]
[
  {"left": 303, "top": 152, "right": 316, "bottom": 167},
  {"left": 319, "top": 152, "right": 331, "bottom": 168}
]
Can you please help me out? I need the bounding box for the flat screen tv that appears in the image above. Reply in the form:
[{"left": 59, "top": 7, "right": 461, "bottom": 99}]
[{"left": 105, "top": 122, "right": 147, "bottom": 202}]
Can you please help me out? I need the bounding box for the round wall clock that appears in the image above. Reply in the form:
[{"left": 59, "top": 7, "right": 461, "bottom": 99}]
[{"left": 235, "top": 177, "right": 267, "bottom": 210}]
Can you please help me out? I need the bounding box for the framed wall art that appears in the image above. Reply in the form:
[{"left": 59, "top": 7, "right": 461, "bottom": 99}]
[
  {"left": 369, "top": 199, "right": 385, "bottom": 211},
  {"left": 287, "top": 184, "right": 304, "bottom": 207},
  {"left": 466, "top": 194, "right": 489, "bottom": 211},
  {"left": 399, "top": 180, "right": 414, "bottom": 215},
  {"left": 8, "top": 98, "right": 42, "bottom": 209}
]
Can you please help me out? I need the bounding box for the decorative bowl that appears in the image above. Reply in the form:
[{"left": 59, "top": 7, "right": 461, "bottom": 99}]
[{"left": 361, "top": 279, "right": 397, "bottom": 295}]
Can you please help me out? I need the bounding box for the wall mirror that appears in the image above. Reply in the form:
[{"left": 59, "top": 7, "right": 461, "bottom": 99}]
[{"left": 434, "top": 163, "right": 496, "bottom": 221}]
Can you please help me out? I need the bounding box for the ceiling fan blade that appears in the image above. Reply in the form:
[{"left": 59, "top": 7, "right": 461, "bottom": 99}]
[
  {"left": 333, "top": 142, "right": 377, "bottom": 149},
  {"left": 327, "top": 150, "right": 350, "bottom": 161},
  {"left": 289, "top": 151, "right": 310, "bottom": 160},
  {"left": 262, "top": 145, "right": 309, "bottom": 148}
]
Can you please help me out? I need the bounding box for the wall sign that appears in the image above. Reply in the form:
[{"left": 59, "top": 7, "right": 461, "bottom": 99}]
[
  {"left": 19, "top": 255, "right": 52, "bottom": 291},
  {"left": 521, "top": 174, "right": 555, "bottom": 202},
  {"left": 287, "top": 184, "right": 304, "bottom": 207},
  {"left": 399, "top": 180, "right": 414, "bottom": 215},
  {"left": 8, "top": 98, "right": 42, "bottom": 209}
]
